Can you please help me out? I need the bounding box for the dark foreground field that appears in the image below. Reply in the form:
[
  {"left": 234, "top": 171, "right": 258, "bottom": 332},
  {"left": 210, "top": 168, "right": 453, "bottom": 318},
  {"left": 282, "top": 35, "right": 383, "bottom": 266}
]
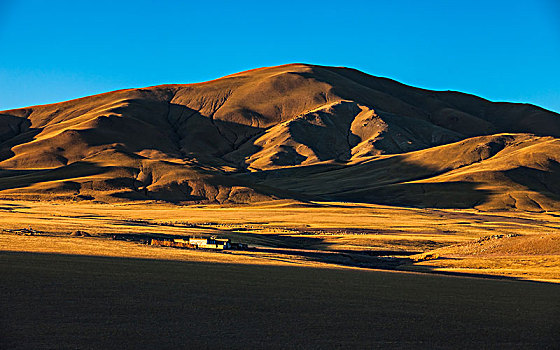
[{"left": 1, "top": 252, "right": 559, "bottom": 349}]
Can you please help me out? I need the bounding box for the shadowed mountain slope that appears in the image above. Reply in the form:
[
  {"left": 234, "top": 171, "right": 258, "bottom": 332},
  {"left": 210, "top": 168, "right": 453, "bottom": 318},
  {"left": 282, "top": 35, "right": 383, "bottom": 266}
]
[{"left": 1, "top": 64, "right": 559, "bottom": 210}]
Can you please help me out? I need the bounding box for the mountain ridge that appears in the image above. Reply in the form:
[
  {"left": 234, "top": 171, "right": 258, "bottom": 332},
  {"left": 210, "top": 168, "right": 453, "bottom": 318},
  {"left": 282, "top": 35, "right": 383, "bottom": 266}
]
[{"left": 1, "top": 63, "right": 559, "bottom": 210}]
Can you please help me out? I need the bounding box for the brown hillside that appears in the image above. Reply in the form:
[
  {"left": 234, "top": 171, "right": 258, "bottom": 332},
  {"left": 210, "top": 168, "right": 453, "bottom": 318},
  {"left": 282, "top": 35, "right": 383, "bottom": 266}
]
[{"left": 0, "top": 63, "right": 559, "bottom": 209}]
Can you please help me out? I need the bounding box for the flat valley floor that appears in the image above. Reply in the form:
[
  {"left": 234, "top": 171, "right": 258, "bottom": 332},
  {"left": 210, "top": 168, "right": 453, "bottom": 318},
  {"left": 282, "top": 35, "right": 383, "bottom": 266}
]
[
  {"left": 2, "top": 251, "right": 559, "bottom": 349},
  {"left": 1, "top": 200, "right": 559, "bottom": 348}
]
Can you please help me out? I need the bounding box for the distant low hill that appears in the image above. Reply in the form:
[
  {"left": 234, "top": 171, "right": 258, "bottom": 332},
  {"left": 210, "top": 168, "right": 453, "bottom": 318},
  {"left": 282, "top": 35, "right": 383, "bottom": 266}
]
[{"left": 1, "top": 63, "right": 559, "bottom": 210}]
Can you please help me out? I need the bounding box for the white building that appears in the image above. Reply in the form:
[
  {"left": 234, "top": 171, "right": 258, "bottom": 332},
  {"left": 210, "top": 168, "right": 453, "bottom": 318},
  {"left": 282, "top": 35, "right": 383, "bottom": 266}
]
[{"left": 188, "top": 237, "right": 231, "bottom": 249}]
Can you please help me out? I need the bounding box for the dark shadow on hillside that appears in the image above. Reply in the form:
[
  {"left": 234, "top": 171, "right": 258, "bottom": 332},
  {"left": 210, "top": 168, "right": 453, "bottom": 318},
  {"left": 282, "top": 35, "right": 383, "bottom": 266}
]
[
  {"left": 275, "top": 101, "right": 362, "bottom": 162},
  {"left": 341, "top": 181, "right": 494, "bottom": 209},
  {"left": 0, "top": 115, "right": 42, "bottom": 163},
  {"left": 166, "top": 102, "right": 265, "bottom": 166},
  {"left": 503, "top": 163, "right": 560, "bottom": 204},
  {"left": 237, "top": 156, "right": 496, "bottom": 209},
  {"left": 110, "top": 169, "right": 313, "bottom": 204},
  {"left": 0, "top": 161, "right": 116, "bottom": 191}
]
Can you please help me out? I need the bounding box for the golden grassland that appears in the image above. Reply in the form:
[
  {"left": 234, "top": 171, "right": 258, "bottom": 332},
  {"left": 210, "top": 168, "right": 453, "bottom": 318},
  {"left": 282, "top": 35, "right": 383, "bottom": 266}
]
[{"left": 1, "top": 199, "right": 559, "bottom": 282}]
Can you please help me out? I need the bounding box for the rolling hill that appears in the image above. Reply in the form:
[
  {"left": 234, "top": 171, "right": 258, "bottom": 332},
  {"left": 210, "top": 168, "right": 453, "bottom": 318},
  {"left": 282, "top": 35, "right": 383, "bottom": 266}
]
[{"left": 1, "top": 63, "right": 559, "bottom": 210}]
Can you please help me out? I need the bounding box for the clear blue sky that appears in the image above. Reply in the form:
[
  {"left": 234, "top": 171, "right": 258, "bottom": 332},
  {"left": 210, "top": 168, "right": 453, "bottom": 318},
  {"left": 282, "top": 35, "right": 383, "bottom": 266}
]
[{"left": 1, "top": 0, "right": 559, "bottom": 112}]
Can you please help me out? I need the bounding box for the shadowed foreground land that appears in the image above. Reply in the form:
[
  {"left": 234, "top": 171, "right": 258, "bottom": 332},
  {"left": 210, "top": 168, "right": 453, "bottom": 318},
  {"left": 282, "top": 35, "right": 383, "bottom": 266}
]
[{"left": 1, "top": 252, "right": 559, "bottom": 349}]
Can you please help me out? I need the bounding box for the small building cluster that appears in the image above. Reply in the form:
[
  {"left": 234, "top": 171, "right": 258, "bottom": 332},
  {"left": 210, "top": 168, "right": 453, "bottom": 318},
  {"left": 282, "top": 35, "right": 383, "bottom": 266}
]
[{"left": 150, "top": 236, "right": 247, "bottom": 250}]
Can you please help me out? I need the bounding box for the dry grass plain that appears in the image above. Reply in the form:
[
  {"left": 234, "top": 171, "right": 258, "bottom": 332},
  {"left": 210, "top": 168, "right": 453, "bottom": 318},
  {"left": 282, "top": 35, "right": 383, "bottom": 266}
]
[
  {"left": 2, "top": 200, "right": 560, "bottom": 348},
  {"left": 0, "top": 199, "right": 559, "bottom": 282}
]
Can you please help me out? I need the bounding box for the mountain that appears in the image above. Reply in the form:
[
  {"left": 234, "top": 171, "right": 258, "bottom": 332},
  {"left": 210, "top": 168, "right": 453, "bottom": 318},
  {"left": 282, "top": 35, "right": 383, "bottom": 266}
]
[{"left": 1, "top": 63, "right": 559, "bottom": 210}]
